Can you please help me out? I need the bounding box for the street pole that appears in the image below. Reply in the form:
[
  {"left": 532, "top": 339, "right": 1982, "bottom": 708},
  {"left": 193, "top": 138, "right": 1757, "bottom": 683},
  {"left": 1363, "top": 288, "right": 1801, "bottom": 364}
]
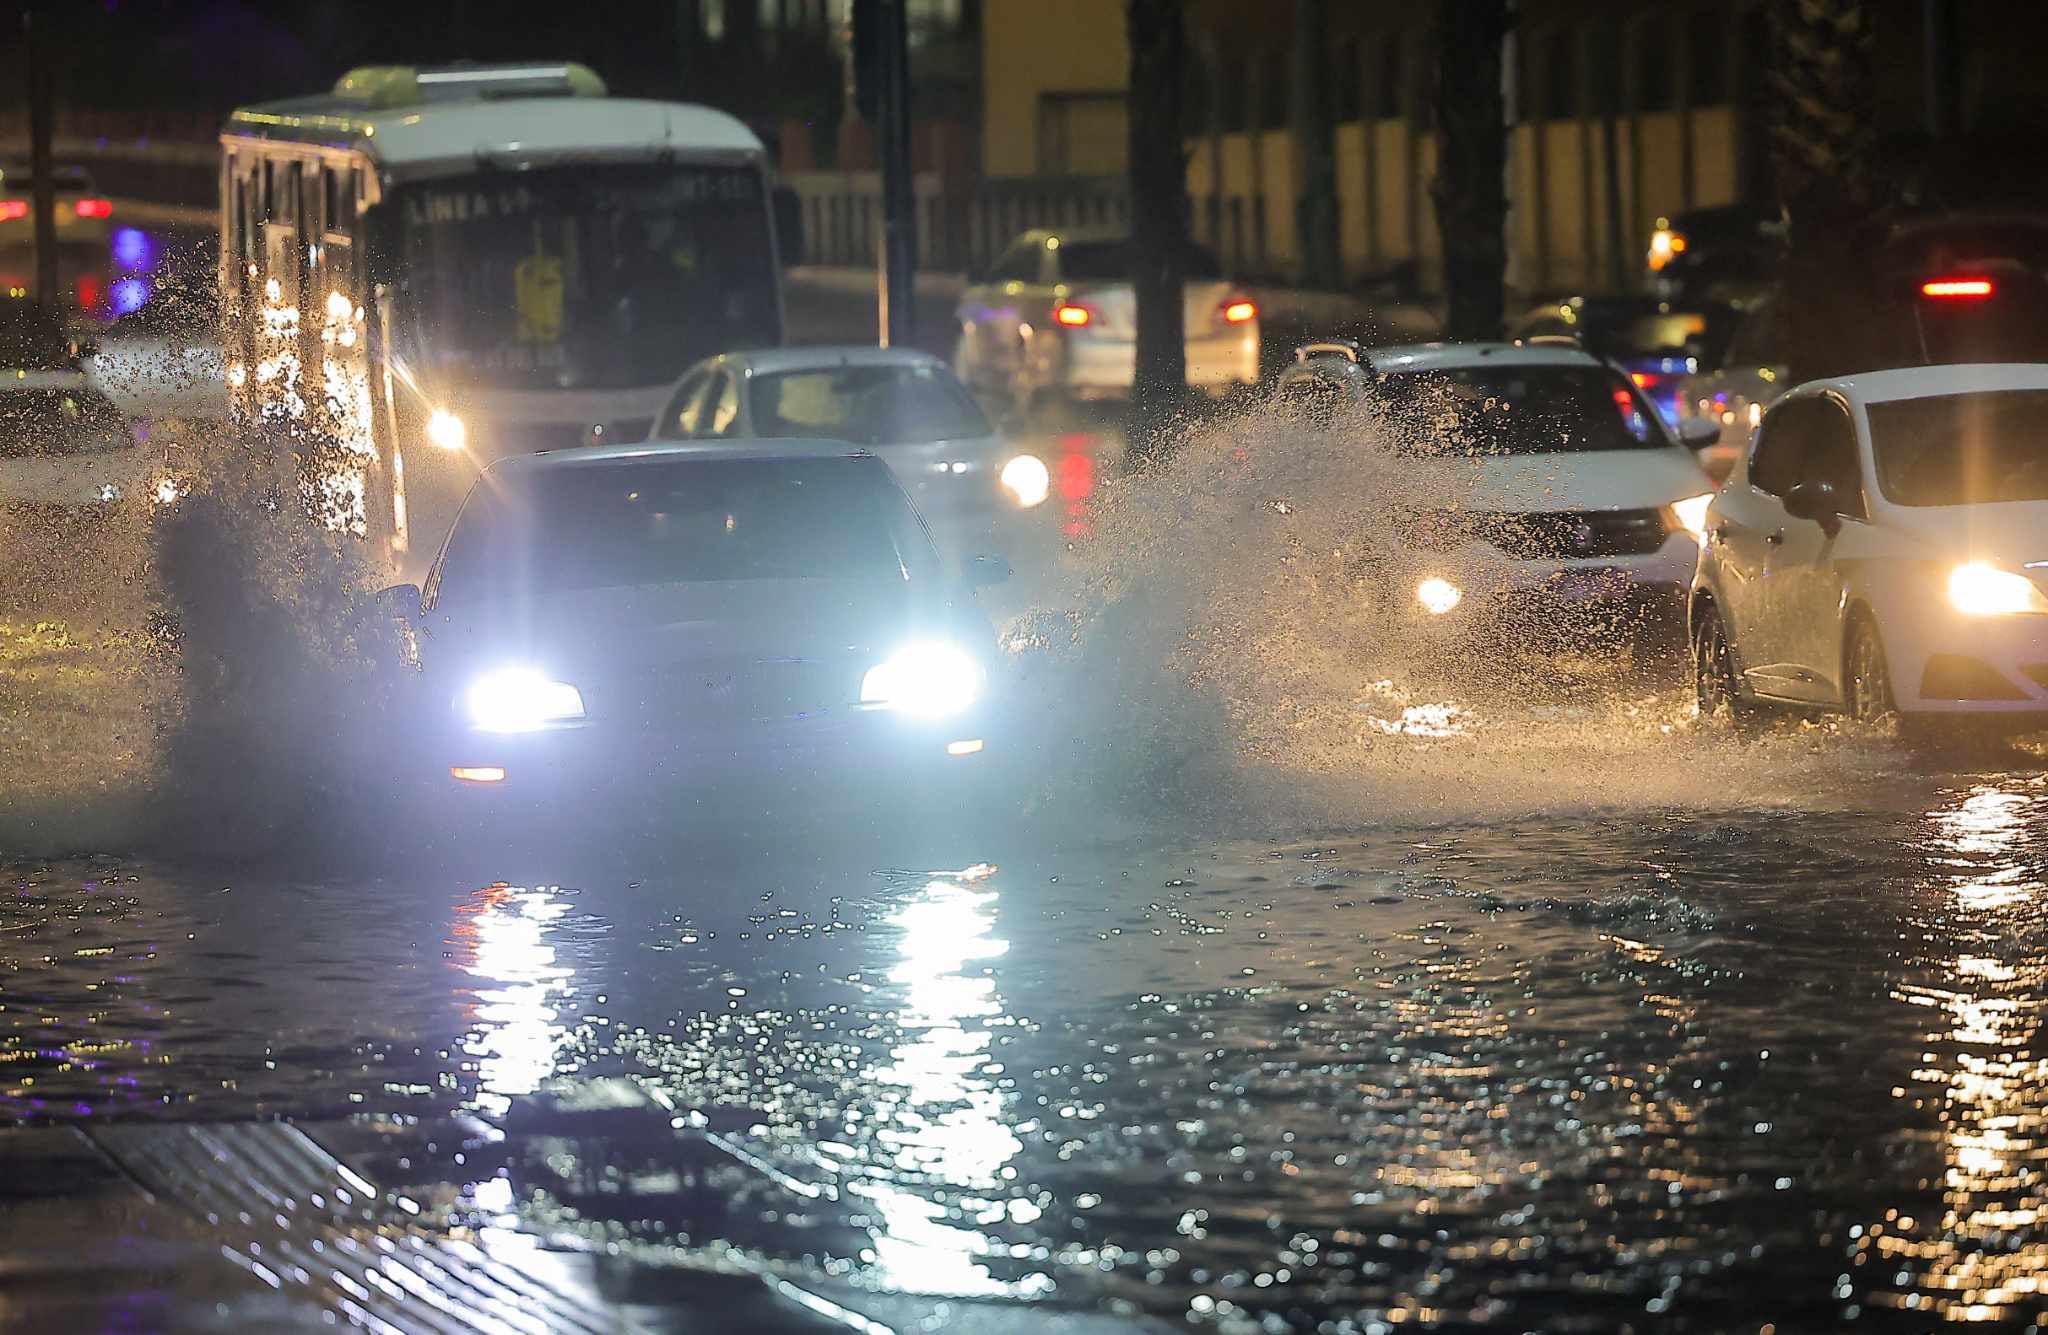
[
  {"left": 24, "top": 8, "right": 59, "bottom": 306},
  {"left": 874, "top": 0, "right": 915, "bottom": 348}
]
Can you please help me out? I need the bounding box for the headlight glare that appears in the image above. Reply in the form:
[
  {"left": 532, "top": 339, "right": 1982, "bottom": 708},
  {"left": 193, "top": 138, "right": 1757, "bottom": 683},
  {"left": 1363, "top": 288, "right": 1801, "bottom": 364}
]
[
  {"left": 861, "top": 641, "right": 983, "bottom": 716},
  {"left": 1416, "top": 577, "right": 1463, "bottom": 616},
  {"left": 1000, "top": 453, "right": 1051, "bottom": 507},
  {"left": 464, "top": 667, "right": 585, "bottom": 732},
  {"left": 427, "top": 408, "right": 467, "bottom": 451},
  {"left": 1948, "top": 562, "right": 2048, "bottom": 617},
  {"left": 1667, "top": 492, "right": 1713, "bottom": 545}
]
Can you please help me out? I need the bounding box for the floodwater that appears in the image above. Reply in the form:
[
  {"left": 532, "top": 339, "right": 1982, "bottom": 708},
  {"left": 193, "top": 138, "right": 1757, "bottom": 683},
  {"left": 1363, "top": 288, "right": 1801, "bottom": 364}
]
[{"left": 9, "top": 329, "right": 2048, "bottom": 1331}]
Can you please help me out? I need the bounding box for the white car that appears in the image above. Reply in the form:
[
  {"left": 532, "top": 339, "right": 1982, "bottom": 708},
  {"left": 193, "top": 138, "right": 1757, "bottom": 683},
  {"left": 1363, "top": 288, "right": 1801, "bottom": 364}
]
[
  {"left": 1278, "top": 339, "right": 1720, "bottom": 637},
  {"left": 650, "top": 345, "right": 1053, "bottom": 528},
  {"left": 952, "top": 227, "right": 1259, "bottom": 403},
  {"left": 0, "top": 370, "right": 163, "bottom": 510},
  {"left": 1691, "top": 363, "right": 2048, "bottom": 730},
  {"left": 85, "top": 285, "right": 227, "bottom": 422}
]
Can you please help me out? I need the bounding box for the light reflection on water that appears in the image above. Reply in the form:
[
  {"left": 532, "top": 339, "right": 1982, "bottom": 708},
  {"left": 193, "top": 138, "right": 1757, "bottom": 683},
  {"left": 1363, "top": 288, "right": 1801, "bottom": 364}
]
[
  {"left": 449, "top": 882, "right": 574, "bottom": 1120},
  {"left": 1877, "top": 783, "right": 2048, "bottom": 1324}
]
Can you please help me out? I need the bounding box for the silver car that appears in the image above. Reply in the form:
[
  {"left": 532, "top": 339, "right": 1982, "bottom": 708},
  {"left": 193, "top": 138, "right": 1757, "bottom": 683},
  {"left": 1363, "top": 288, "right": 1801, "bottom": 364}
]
[
  {"left": 952, "top": 227, "right": 1260, "bottom": 404},
  {"left": 649, "top": 345, "right": 1053, "bottom": 541}
]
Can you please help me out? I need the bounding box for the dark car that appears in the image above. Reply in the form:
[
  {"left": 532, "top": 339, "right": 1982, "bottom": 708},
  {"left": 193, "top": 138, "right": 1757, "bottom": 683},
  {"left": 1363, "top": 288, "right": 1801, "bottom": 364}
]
[
  {"left": 1509, "top": 296, "right": 1740, "bottom": 427},
  {"left": 382, "top": 442, "right": 1005, "bottom": 812},
  {"left": 1879, "top": 212, "right": 2048, "bottom": 365},
  {"left": 1646, "top": 203, "right": 1786, "bottom": 302}
]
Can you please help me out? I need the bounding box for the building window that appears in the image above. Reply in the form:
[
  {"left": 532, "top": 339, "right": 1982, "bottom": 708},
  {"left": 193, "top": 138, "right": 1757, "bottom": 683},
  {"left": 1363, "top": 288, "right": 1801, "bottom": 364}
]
[
  {"left": 1688, "top": 9, "right": 1727, "bottom": 105},
  {"left": 1540, "top": 26, "right": 1577, "bottom": 120},
  {"left": 1334, "top": 36, "right": 1362, "bottom": 122},
  {"left": 1259, "top": 49, "right": 1288, "bottom": 130},
  {"left": 1184, "top": 50, "right": 1213, "bottom": 131},
  {"left": 1586, "top": 25, "right": 1621, "bottom": 116},
  {"left": 1038, "top": 92, "right": 1128, "bottom": 175},
  {"left": 703, "top": 0, "right": 726, "bottom": 40},
  {"left": 1217, "top": 54, "right": 1248, "bottom": 132},
  {"left": 1633, "top": 13, "right": 1674, "bottom": 112},
  {"left": 1371, "top": 33, "right": 1403, "bottom": 120}
]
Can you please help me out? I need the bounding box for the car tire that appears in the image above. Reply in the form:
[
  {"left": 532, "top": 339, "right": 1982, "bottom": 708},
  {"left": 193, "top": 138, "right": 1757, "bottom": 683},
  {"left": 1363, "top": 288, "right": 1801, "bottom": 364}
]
[
  {"left": 1845, "top": 613, "right": 1897, "bottom": 726},
  {"left": 1692, "top": 601, "right": 1752, "bottom": 729}
]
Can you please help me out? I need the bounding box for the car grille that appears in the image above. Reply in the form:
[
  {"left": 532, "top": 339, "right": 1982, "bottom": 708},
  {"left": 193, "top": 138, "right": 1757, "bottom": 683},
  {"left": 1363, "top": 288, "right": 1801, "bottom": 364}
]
[
  {"left": 1449, "top": 508, "right": 1673, "bottom": 559},
  {"left": 598, "top": 658, "right": 859, "bottom": 730}
]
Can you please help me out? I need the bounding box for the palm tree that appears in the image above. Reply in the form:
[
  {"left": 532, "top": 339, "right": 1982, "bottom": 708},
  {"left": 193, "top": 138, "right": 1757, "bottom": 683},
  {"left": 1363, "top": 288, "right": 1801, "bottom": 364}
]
[{"left": 1768, "top": 0, "right": 1886, "bottom": 382}]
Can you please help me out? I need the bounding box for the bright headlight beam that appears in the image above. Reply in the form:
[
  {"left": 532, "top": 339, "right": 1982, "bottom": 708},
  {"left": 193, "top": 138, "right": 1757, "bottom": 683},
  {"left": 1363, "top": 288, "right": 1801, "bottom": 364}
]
[
  {"left": 1669, "top": 492, "right": 1713, "bottom": 545},
  {"left": 1000, "top": 453, "right": 1051, "bottom": 507},
  {"left": 1416, "top": 577, "right": 1463, "bottom": 616},
  {"left": 464, "top": 668, "right": 585, "bottom": 732},
  {"left": 860, "top": 642, "right": 983, "bottom": 717},
  {"left": 427, "top": 408, "right": 467, "bottom": 451},
  {"left": 1948, "top": 562, "right": 2048, "bottom": 617}
]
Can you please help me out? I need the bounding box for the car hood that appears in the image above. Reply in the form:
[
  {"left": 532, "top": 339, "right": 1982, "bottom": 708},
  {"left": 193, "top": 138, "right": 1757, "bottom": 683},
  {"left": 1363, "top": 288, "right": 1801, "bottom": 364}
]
[
  {"left": 1876, "top": 500, "right": 2048, "bottom": 566},
  {"left": 427, "top": 578, "right": 951, "bottom": 678},
  {"left": 1442, "top": 445, "right": 1713, "bottom": 513}
]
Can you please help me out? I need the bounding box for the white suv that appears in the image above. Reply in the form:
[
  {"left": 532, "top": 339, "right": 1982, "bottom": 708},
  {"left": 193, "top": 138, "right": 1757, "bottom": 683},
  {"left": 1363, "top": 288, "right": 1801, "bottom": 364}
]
[
  {"left": 1691, "top": 363, "right": 2048, "bottom": 731},
  {"left": 1282, "top": 340, "right": 1720, "bottom": 637}
]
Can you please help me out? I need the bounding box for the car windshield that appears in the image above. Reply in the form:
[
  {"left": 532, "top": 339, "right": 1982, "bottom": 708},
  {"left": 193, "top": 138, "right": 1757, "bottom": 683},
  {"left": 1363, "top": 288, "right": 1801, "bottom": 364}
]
[
  {"left": 436, "top": 458, "right": 935, "bottom": 599},
  {"left": 0, "top": 388, "right": 129, "bottom": 457},
  {"left": 1375, "top": 364, "right": 1670, "bottom": 454},
  {"left": 749, "top": 364, "right": 991, "bottom": 445},
  {"left": 1867, "top": 389, "right": 2048, "bottom": 506},
  {"left": 1058, "top": 239, "right": 1222, "bottom": 281},
  {"left": 394, "top": 163, "right": 780, "bottom": 391}
]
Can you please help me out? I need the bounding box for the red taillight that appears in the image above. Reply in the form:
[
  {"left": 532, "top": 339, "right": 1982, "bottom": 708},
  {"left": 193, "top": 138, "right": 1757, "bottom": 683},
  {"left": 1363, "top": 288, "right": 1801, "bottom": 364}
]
[
  {"left": 73, "top": 198, "right": 112, "bottom": 219},
  {"left": 1922, "top": 277, "right": 1994, "bottom": 299},
  {"left": 1220, "top": 298, "right": 1258, "bottom": 324},
  {"left": 0, "top": 200, "right": 26, "bottom": 222},
  {"left": 1053, "top": 301, "right": 1093, "bottom": 328},
  {"left": 1612, "top": 387, "right": 1640, "bottom": 425},
  {"left": 75, "top": 274, "right": 99, "bottom": 311}
]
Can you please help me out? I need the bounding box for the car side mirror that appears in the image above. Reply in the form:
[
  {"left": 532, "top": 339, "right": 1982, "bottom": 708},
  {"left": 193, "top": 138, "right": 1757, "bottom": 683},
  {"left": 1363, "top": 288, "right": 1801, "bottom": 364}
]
[
  {"left": 1676, "top": 417, "right": 1721, "bottom": 450},
  {"left": 964, "top": 553, "right": 1010, "bottom": 587},
  {"left": 1782, "top": 480, "right": 1842, "bottom": 537},
  {"left": 376, "top": 582, "right": 423, "bottom": 622}
]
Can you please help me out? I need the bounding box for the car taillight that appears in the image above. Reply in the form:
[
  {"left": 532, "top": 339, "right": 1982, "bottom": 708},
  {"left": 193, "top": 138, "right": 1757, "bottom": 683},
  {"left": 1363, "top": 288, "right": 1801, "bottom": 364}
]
[
  {"left": 1053, "top": 301, "right": 1094, "bottom": 328},
  {"left": 1922, "top": 276, "right": 1994, "bottom": 299},
  {"left": 1220, "top": 298, "right": 1257, "bottom": 324},
  {"left": 73, "top": 198, "right": 112, "bottom": 219},
  {"left": 1630, "top": 371, "right": 1663, "bottom": 388},
  {"left": 0, "top": 201, "right": 26, "bottom": 221}
]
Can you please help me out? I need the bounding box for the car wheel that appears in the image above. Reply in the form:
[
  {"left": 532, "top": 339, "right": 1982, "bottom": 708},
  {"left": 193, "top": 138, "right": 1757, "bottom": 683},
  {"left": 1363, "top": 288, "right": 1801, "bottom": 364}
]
[
  {"left": 1692, "top": 601, "right": 1751, "bottom": 728},
  {"left": 1845, "top": 614, "right": 1897, "bottom": 726}
]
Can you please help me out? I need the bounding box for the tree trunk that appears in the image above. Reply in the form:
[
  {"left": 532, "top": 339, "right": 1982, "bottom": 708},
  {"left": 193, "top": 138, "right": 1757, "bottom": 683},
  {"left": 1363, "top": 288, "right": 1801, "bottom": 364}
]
[
  {"left": 1292, "top": 0, "right": 1340, "bottom": 289},
  {"left": 1125, "top": 0, "right": 1189, "bottom": 465},
  {"left": 1769, "top": 0, "right": 1886, "bottom": 383},
  {"left": 1430, "top": 0, "right": 1510, "bottom": 342}
]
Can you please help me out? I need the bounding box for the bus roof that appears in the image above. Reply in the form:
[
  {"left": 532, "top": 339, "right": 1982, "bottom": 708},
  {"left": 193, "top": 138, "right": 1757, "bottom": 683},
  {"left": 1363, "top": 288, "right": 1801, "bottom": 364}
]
[{"left": 225, "top": 68, "right": 763, "bottom": 179}]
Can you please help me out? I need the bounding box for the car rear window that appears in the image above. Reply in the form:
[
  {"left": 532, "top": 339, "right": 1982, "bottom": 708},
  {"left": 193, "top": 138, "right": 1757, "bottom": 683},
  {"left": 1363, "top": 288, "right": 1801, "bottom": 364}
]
[
  {"left": 436, "top": 457, "right": 939, "bottom": 598},
  {"left": 1058, "top": 240, "right": 1222, "bottom": 282},
  {"left": 748, "top": 364, "right": 989, "bottom": 445},
  {"left": 1867, "top": 389, "right": 2048, "bottom": 506},
  {"left": 1375, "top": 364, "right": 1672, "bottom": 454}
]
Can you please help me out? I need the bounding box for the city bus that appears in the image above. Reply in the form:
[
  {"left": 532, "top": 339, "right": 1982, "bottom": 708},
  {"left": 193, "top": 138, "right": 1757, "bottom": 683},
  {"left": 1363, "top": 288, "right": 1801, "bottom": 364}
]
[{"left": 220, "top": 62, "right": 786, "bottom": 577}]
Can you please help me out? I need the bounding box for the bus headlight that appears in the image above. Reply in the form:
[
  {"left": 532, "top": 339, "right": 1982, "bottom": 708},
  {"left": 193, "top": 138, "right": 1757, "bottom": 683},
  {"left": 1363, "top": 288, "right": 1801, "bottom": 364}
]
[
  {"left": 463, "top": 667, "right": 586, "bottom": 732},
  {"left": 861, "top": 642, "right": 984, "bottom": 717},
  {"left": 427, "top": 409, "right": 467, "bottom": 451},
  {"left": 1000, "top": 453, "right": 1051, "bottom": 507}
]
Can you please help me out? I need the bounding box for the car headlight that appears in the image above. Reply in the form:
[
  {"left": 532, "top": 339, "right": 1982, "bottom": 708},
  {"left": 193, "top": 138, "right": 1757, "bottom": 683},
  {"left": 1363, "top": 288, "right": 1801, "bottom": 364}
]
[
  {"left": 463, "top": 667, "right": 586, "bottom": 732},
  {"left": 860, "top": 641, "right": 984, "bottom": 716},
  {"left": 427, "top": 408, "right": 467, "bottom": 451},
  {"left": 1667, "top": 492, "right": 1713, "bottom": 545},
  {"left": 1948, "top": 562, "right": 2048, "bottom": 616},
  {"left": 152, "top": 476, "right": 181, "bottom": 506},
  {"left": 999, "top": 453, "right": 1051, "bottom": 508},
  {"left": 1416, "top": 577, "right": 1463, "bottom": 616}
]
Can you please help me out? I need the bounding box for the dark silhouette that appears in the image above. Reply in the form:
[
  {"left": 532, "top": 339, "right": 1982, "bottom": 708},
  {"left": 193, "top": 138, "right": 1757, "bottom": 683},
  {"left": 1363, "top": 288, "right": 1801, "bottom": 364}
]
[
  {"left": 1124, "top": 0, "right": 1190, "bottom": 466},
  {"left": 1431, "top": 0, "right": 1510, "bottom": 342}
]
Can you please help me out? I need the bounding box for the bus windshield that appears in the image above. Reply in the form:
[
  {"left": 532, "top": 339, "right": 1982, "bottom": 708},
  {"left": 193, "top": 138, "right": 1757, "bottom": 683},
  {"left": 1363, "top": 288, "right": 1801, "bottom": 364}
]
[{"left": 393, "top": 163, "right": 780, "bottom": 391}]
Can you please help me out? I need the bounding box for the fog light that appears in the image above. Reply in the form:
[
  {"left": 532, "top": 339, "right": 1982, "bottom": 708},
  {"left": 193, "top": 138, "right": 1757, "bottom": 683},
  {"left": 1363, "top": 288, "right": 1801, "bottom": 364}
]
[
  {"left": 1416, "top": 577, "right": 1463, "bottom": 616},
  {"left": 450, "top": 766, "right": 507, "bottom": 784}
]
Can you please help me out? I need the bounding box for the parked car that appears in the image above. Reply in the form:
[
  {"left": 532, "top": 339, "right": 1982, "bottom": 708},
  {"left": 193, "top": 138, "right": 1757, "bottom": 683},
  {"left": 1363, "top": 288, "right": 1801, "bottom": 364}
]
[
  {"left": 650, "top": 346, "right": 1051, "bottom": 545},
  {"left": 1691, "top": 363, "right": 2048, "bottom": 733},
  {"left": 0, "top": 162, "right": 114, "bottom": 251},
  {"left": 1645, "top": 203, "right": 1785, "bottom": 302},
  {"left": 1274, "top": 338, "right": 1720, "bottom": 641},
  {"left": 952, "top": 227, "right": 1259, "bottom": 403},
  {"left": 382, "top": 442, "right": 1007, "bottom": 809},
  {"left": 85, "top": 283, "right": 226, "bottom": 422},
  {"left": 1509, "top": 295, "right": 1740, "bottom": 427}
]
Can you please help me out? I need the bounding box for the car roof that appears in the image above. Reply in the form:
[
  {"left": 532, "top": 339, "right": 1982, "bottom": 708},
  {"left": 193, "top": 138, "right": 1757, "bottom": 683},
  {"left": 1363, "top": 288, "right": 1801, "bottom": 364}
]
[
  {"left": 488, "top": 438, "right": 882, "bottom": 476},
  {"left": 1365, "top": 341, "right": 1608, "bottom": 372},
  {"left": 1796, "top": 362, "right": 2048, "bottom": 406},
  {"left": 713, "top": 345, "right": 946, "bottom": 376}
]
